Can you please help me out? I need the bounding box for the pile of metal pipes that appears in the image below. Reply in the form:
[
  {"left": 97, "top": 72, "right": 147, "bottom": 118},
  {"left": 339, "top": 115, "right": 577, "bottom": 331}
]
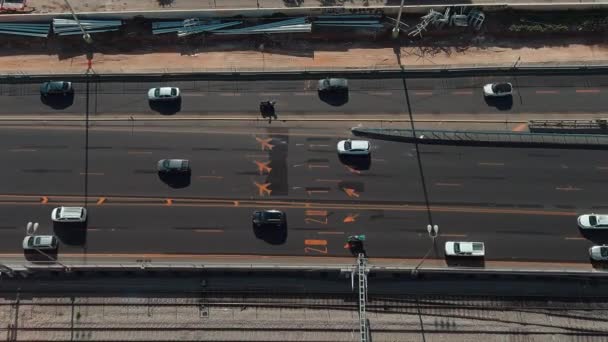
[
  {"left": 52, "top": 18, "right": 122, "bottom": 36},
  {"left": 152, "top": 19, "right": 241, "bottom": 37},
  {"left": 214, "top": 17, "right": 311, "bottom": 35},
  {"left": 0, "top": 22, "right": 49, "bottom": 37}
]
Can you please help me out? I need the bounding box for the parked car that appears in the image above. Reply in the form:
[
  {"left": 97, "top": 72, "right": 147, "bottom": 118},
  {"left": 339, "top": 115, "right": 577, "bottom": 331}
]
[
  {"left": 40, "top": 81, "right": 73, "bottom": 97},
  {"left": 337, "top": 139, "right": 371, "bottom": 156},
  {"left": 578, "top": 213, "right": 608, "bottom": 229},
  {"left": 22, "top": 235, "right": 58, "bottom": 250},
  {"left": 589, "top": 245, "right": 608, "bottom": 261},
  {"left": 483, "top": 82, "right": 513, "bottom": 97},
  {"left": 157, "top": 159, "right": 190, "bottom": 174},
  {"left": 51, "top": 206, "right": 87, "bottom": 223},
  {"left": 252, "top": 210, "right": 286, "bottom": 228},
  {"left": 148, "top": 87, "right": 181, "bottom": 101},
  {"left": 318, "top": 78, "right": 348, "bottom": 93},
  {"left": 444, "top": 241, "right": 485, "bottom": 257}
]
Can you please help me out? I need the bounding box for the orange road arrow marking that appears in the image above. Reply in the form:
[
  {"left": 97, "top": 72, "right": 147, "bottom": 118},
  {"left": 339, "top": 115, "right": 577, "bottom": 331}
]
[
  {"left": 343, "top": 213, "right": 359, "bottom": 223},
  {"left": 254, "top": 160, "right": 272, "bottom": 175},
  {"left": 304, "top": 239, "right": 327, "bottom": 246},
  {"left": 306, "top": 210, "right": 328, "bottom": 217},
  {"left": 342, "top": 188, "right": 360, "bottom": 198},
  {"left": 254, "top": 182, "right": 272, "bottom": 196},
  {"left": 255, "top": 137, "right": 274, "bottom": 151},
  {"left": 166, "top": 199, "right": 173, "bottom": 206},
  {"left": 40, "top": 196, "right": 48, "bottom": 204},
  {"left": 96, "top": 197, "right": 106, "bottom": 205}
]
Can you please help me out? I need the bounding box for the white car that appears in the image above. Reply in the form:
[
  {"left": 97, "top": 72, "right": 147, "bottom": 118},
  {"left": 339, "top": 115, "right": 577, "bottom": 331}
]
[
  {"left": 22, "top": 235, "right": 58, "bottom": 250},
  {"left": 147, "top": 87, "right": 180, "bottom": 101},
  {"left": 483, "top": 82, "right": 513, "bottom": 97},
  {"left": 589, "top": 245, "right": 608, "bottom": 261},
  {"left": 445, "top": 241, "right": 485, "bottom": 257},
  {"left": 51, "top": 206, "right": 87, "bottom": 223},
  {"left": 577, "top": 214, "right": 608, "bottom": 229},
  {"left": 337, "top": 139, "right": 370, "bottom": 156}
]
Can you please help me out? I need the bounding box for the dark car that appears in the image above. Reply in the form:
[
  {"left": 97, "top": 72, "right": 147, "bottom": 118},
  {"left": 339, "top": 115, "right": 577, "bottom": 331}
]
[
  {"left": 157, "top": 159, "right": 191, "bottom": 174},
  {"left": 252, "top": 210, "right": 286, "bottom": 228},
  {"left": 40, "top": 81, "right": 73, "bottom": 97}
]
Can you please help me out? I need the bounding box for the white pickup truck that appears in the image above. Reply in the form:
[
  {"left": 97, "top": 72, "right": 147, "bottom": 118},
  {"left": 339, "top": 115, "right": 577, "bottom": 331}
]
[{"left": 445, "top": 241, "right": 485, "bottom": 257}]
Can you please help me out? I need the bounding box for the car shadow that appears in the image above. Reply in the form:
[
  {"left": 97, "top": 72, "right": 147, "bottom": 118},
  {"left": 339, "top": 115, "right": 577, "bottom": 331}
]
[
  {"left": 24, "top": 248, "right": 59, "bottom": 263},
  {"left": 338, "top": 155, "right": 371, "bottom": 171},
  {"left": 578, "top": 229, "right": 608, "bottom": 245},
  {"left": 41, "top": 94, "right": 74, "bottom": 109},
  {"left": 319, "top": 91, "right": 349, "bottom": 106},
  {"left": 484, "top": 95, "right": 513, "bottom": 111},
  {"left": 53, "top": 222, "right": 87, "bottom": 246},
  {"left": 149, "top": 99, "right": 182, "bottom": 115},
  {"left": 445, "top": 256, "right": 486, "bottom": 268},
  {"left": 253, "top": 223, "right": 288, "bottom": 245},
  {"left": 158, "top": 172, "right": 191, "bottom": 188}
]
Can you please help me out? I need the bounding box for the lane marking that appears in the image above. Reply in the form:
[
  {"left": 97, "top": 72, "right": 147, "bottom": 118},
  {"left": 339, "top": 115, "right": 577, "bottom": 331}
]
[
  {"left": 477, "top": 162, "right": 505, "bottom": 166},
  {"left": 219, "top": 93, "right": 242, "bottom": 96},
  {"left": 555, "top": 186, "right": 583, "bottom": 191},
  {"left": 435, "top": 183, "right": 462, "bottom": 187},
  {"left": 9, "top": 148, "right": 36, "bottom": 152},
  {"left": 575, "top": 89, "right": 601, "bottom": 93},
  {"left": 127, "top": 151, "right": 152, "bottom": 155},
  {"left": 80, "top": 172, "right": 105, "bottom": 176},
  {"left": 304, "top": 239, "right": 328, "bottom": 246},
  {"left": 259, "top": 93, "right": 281, "bottom": 96},
  {"left": 452, "top": 90, "right": 473, "bottom": 95},
  {"left": 535, "top": 90, "right": 559, "bottom": 94},
  {"left": 440, "top": 234, "right": 468, "bottom": 237},
  {"left": 565, "top": 237, "right": 586, "bottom": 240},
  {"left": 318, "top": 231, "right": 344, "bottom": 235},
  {"left": 595, "top": 166, "right": 608, "bottom": 170},
  {"left": 198, "top": 176, "right": 224, "bottom": 179},
  {"left": 306, "top": 210, "right": 328, "bottom": 217},
  {"left": 166, "top": 199, "right": 173, "bottom": 206},
  {"left": 194, "top": 229, "right": 224, "bottom": 233},
  {"left": 413, "top": 91, "right": 433, "bottom": 96},
  {"left": 40, "top": 196, "right": 48, "bottom": 204},
  {"left": 305, "top": 217, "right": 328, "bottom": 224},
  {"left": 512, "top": 123, "right": 527, "bottom": 132},
  {"left": 293, "top": 92, "right": 314, "bottom": 96},
  {"left": 368, "top": 91, "right": 393, "bottom": 96},
  {"left": 96, "top": 197, "right": 106, "bottom": 205},
  {"left": 315, "top": 179, "right": 342, "bottom": 183}
]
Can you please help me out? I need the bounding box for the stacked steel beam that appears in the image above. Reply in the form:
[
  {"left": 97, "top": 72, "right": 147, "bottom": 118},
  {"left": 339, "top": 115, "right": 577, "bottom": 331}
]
[
  {"left": 52, "top": 19, "right": 122, "bottom": 36},
  {"left": 0, "top": 23, "right": 49, "bottom": 37}
]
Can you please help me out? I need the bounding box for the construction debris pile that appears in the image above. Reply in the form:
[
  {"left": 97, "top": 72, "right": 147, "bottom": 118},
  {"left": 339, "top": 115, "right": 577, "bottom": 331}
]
[{"left": 407, "top": 7, "right": 485, "bottom": 38}]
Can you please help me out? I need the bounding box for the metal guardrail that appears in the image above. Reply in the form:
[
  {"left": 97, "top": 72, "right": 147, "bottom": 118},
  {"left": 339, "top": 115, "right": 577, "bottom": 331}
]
[
  {"left": 529, "top": 119, "right": 608, "bottom": 134},
  {"left": 2, "top": 62, "right": 608, "bottom": 82},
  {"left": 351, "top": 127, "right": 608, "bottom": 149}
]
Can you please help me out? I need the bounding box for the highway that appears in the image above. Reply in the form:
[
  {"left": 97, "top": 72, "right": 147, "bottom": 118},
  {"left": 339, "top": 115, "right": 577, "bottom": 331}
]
[
  {"left": 0, "top": 75, "right": 607, "bottom": 116},
  {"left": 0, "top": 120, "right": 602, "bottom": 263}
]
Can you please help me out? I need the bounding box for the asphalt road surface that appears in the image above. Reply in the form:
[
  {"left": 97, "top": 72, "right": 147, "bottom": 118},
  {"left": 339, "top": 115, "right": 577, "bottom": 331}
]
[
  {"left": 0, "top": 74, "right": 607, "bottom": 116},
  {"left": 0, "top": 121, "right": 604, "bottom": 263}
]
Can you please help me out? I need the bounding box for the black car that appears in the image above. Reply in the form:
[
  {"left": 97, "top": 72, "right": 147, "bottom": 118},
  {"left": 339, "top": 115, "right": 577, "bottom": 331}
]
[
  {"left": 252, "top": 210, "right": 286, "bottom": 228},
  {"left": 40, "top": 81, "right": 73, "bottom": 97}
]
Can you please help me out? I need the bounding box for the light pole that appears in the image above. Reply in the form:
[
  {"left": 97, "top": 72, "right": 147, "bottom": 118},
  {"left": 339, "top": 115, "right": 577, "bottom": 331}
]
[
  {"left": 411, "top": 224, "right": 439, "bottom": 278},
  {"left": 63, "top": 0, "right": 93, "bottom": 44},
  {"left": 392, "top": 0, "right": 406, "bottom": 38}
]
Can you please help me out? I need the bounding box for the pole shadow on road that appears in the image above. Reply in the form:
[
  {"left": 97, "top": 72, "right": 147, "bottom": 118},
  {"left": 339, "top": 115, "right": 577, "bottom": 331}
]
[
  {"left": 40, "top": 94, "right": 74, "bottom": 110},
  {"left": 53, "top": 222, "right": 87, "bottom": 246}
]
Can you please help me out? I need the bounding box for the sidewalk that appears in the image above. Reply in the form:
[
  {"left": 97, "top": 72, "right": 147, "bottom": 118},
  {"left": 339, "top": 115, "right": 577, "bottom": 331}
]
[{"left": 1, "top": 42, "right": 607, "bottom": 75}]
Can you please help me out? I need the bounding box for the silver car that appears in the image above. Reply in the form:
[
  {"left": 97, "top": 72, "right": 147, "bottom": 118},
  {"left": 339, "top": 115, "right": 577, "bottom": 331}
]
[
  {"left": 577, "top": 214, "right": 608, "bottom": 229},
  {"left": 318, "top": 78, "right": 348, "bottom": 93},
  {"left": 590, "top": 245, "right": 608, "bottom": 261},
  {"left": 22, "top": 235, "right": 58, "bottom": 250},
  {"left": 337, "top": 139, "right": 370, "bottom": 156},
  {"left": 157, "top": 159, "right": 191, "bottom": 174},
  {"left": 148, "top": 87, "right": 180, "bottom": 101}
]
